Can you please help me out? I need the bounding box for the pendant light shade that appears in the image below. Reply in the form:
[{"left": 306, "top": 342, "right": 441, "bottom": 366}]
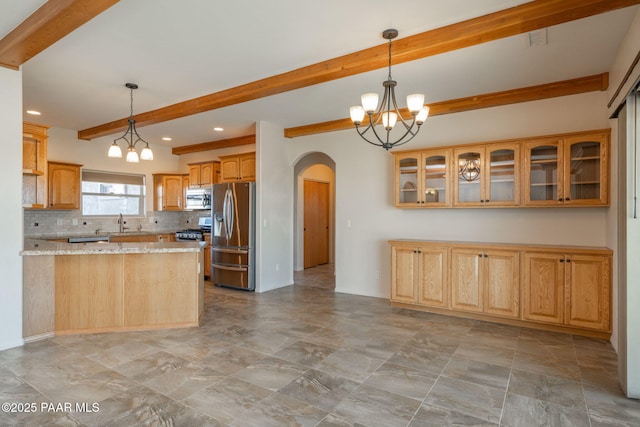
[{"left": 109, "top": 83, "right": 153, "bottom": 162}]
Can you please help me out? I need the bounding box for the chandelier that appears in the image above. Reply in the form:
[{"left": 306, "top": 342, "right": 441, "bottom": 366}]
[
  {"left": 107, "top": 83, "right": 153, "bottom": 163},
  {"left": 349, "top": 29, "right": 429, "bottom": 151},
  {"left": 459, "top": 159, "right": 481, "bottom": 182}
]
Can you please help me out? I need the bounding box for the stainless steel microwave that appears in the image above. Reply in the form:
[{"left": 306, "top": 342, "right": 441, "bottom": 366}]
[{"left": 185, "top": 188, "right": 212, "bottom": 210}]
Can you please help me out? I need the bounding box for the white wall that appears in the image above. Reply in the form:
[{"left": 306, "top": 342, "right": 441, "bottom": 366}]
[
  {"left": 281, "top": 91, "right": 610, "bottom": 298},
  {"left": 256, "top": 121, "right": 294, "bottom": 292},
  {"left": 0, "top": 67, "right": 25, "bottom": 351}
]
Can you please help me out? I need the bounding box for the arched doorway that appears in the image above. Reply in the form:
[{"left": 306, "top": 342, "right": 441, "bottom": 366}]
[{"left": 293, "top": 152, "right": 336, "bottom": 288}]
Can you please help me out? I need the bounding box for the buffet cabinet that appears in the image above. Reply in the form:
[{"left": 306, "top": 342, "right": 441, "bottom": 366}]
[
  {"left": 389, "top": 240, "right": 612, "bottom": 337},
  {"left": 393, "top": 129, "right": 609, "bottom": 208}
]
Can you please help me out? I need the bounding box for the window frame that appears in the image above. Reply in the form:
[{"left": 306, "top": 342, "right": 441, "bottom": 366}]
[{"left": 81, "top": 170, "right": 146, "bottom": 217}]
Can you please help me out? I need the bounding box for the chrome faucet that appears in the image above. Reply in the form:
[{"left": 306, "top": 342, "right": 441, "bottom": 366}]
[{"left": 118, "top": 213, "right": 129, "bottom": 233}]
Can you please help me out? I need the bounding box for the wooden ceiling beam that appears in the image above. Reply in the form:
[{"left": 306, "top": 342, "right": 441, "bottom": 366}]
[
  {"left": 283, "top": 73, "right": 609, "bottom": 138},
  {"left": 171, "top": 134, "right": 256, "bottom": 155},
  {"left": 0, "top": 0, "right": 119, "bottom": 70},
  {"left": 78, "top": 0, "right": 640, "bottom": 140}
]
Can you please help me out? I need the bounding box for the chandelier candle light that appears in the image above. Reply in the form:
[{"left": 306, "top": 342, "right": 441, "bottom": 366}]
[
  {"left": 350, "top": 29, "right": 429, "bottom": 151},
  {"left": 108, "top": 83, "right": 153, "bottom": 163}
]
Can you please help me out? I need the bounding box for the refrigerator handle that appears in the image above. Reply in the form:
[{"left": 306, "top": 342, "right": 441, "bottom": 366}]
[{"left": 224, "top": 188, "right": 234, "bottom": 241}]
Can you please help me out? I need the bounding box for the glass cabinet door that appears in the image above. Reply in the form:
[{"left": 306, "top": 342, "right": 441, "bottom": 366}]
[
  {"left": 524, "top": 140, "right": 563, "bottom": 205},
  {"left": 564, "top": 132, "right": 608, "bottom": 205},
  {"left": 423, "top": 152, "right": 449, "bottom": 206},
  {"left": 396, "top": 154, "right": 420, "bottom": 206},
  {"left": 454, "top": 149, "right": 483, "bottom": 205},
  {"left": 486, "top": 144, "right": 519, "bottom": 206}
]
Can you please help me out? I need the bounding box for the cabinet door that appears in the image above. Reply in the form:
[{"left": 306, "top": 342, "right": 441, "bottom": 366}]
[
  {"left": 189, "top": 165, "right": 201, "bottom": 186},
  {"left": 424, "top": 151, "right": 451, "bottom": 207},
  {"left": 390, "top": 246, "right": 418, "bottom": 303},
  {"left": 162, "top": 176, "right": 183, "bottom": 210},
  {"left": 48, "top": 163, "right": 80, "bottom": 209},
  {"left": 416, "top": 246, "right": 448, "bottom": 308},
  {"left": 201, "top": 163, "right": 214, "bottom": 185},
  {"left": 565, "top": 254, "right": 610, "bottom": 331},
  {"left": 524, "top": 139, "right": 564, "bottom": 206},
  {"left": 484, "top": 250, "right": 519, "bottom": 318},
  {"left": 220, "top": 158, "right": 240, "bottom": 182},
  {"left": 450, "top": 249, "right": 483, "bottom": 312},
  {"left": 395, "top": 153, "right": 421, "bottom": 206},
  {"left": 453, "top": 149, "right": 483, "bottom": 206},
  {"left": 239, "top": 154, "right": 256, "bottom": 181},
  {"left": 485, "top": 143, "right": 519, "bottom": 207},
  {"left": 563, "top": 132, "right": 609, "bottom": 206},
  {"left": 522, "top": 252, "right": 564, "bottom": 324}
]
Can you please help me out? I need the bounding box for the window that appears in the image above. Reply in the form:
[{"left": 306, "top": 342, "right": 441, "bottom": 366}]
[{"left": 81, "top": 170, "right": 145, "bottom": 216}]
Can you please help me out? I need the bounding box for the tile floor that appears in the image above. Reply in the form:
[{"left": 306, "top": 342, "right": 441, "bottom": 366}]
[{"left": 1, "top": 264, "right": 639, "bottom": 426}]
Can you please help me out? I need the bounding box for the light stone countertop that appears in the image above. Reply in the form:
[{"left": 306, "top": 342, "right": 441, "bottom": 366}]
[{"left": 22, "top": 238, "right": 206, "bottom": 256}]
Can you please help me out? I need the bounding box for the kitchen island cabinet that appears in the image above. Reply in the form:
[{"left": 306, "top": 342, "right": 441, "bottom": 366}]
[{"left": 22, "top": 239, "right": 205, "bottom": 339}]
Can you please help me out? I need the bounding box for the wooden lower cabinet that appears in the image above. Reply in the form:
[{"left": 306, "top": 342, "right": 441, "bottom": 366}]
[
  {"left": 450, "top": 248, "right": 519, "bottom": 318},
  {"left": 390, "top": 240, "right": 611, "bottom": 337},
  {"left": 522, "top": 251, "right": 610, "bottom": 331},
  {"left": 391, "top": 244, "right": 448, "bottom": 308}
]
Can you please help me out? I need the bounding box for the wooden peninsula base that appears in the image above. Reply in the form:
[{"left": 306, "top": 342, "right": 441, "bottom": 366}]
[{"left": 22, "top": 239, "right": 205, "bottom": 339}]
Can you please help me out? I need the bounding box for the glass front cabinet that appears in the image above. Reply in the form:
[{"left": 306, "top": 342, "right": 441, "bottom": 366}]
[
  {"left": 453, "top": 142, "right": 520, "bottom": 207},
  {"left": 393, "top": 129, "right": 609, "bottom": 209},
  {"left": 395, "top": 149, "right": 451, "bottom": 207},
  {"left": 524, "top": 130, "right": 609, "bottom": 206}
]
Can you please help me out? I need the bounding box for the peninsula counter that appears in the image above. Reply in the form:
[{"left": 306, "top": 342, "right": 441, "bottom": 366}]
[{"left": 22, "top": 239, "right": 205, "bottom": 340}]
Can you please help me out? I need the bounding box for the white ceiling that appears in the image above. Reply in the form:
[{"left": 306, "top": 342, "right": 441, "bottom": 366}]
[{"left": 2, "top": 0, "right": 638, "bottom": 150}]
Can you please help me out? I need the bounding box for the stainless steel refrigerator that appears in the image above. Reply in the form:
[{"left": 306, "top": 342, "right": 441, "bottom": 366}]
[{"left": 211, "top": 182, "right": 256, "bottom": 291}]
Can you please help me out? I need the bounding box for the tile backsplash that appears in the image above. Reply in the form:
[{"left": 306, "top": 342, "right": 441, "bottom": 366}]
[{"left": 24, "top": 209, "right": 210, "bottom": 237}]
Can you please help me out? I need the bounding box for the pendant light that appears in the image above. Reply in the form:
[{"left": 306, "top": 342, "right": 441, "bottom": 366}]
[
  {"left": 350, "top": 29, "right": 429, "bottom": 151},
  {"left": 108, "top": 83, "right": 153, "bottom": 162}
]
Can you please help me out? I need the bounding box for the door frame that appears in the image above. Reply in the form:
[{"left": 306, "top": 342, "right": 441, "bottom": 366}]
[{"left": 293, "top": 152, "right": 336, "bottom": 272}]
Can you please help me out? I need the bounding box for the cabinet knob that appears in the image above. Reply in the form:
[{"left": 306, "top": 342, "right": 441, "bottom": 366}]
[
  {"left": 566, "top": 259, "right": 572, "bottom": 263},
  {"left": 559, "top": 259, "right": 565, "bottom": 263},
  {"left": 565, "top": 198, "right": 570, "bottom": 201},
  {"left": 558, "top": 198, "right": 563, "bottom": 201}
]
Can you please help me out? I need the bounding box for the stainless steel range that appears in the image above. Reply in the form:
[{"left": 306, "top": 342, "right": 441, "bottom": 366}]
[
  {"left": 175, "top": 217, "right": 212, "bottom": 241},
  {"left": 175, "top": 229, "right": 205, "bottom": 241}
]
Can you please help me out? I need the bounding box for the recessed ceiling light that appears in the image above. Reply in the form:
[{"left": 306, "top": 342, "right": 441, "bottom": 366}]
[
  {"left": 26, "top": 110, "right": 41, "bottom": 116},
  {"left": 162, "top": 137, "right": 172, "bottom": 141},
  {"left": 213, "top": 127, "right": 224, "bottom": 132}
]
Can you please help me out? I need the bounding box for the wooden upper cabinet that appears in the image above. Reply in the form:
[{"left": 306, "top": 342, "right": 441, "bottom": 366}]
[
  {"left": 188, "top": 161, "right": 220, "bottom": 187},
  {"left": 47, "top": 161, "right": 81, "bottom": 210},
  {"left": 563, "top": 132, "right": 609, "bottom": 206},
  {"left": 153, "top": 174, "right": 186, "bottom": 211},
  {"left": 219, "top": 152, "right": 255, "bottom": 182},
  {"left": 453, "top": 142, "right": 519, "bottom": 207},
  {"left": 393, "top": 128, "right": 608, "bottom": 209},
  {"left": 22, "top": 122, "right": 49, "bottom": 209},
  {"left": 523, "top": 130, "right": 609, "bottom": 207},
  {"left": 395, "top": 149, "right": 451, "bottom": 207}
]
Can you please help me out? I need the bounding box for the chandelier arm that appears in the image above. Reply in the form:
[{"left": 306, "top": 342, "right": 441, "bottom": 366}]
[{"left": 354, "top": 124, "right": 386, "bottom": 147}]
